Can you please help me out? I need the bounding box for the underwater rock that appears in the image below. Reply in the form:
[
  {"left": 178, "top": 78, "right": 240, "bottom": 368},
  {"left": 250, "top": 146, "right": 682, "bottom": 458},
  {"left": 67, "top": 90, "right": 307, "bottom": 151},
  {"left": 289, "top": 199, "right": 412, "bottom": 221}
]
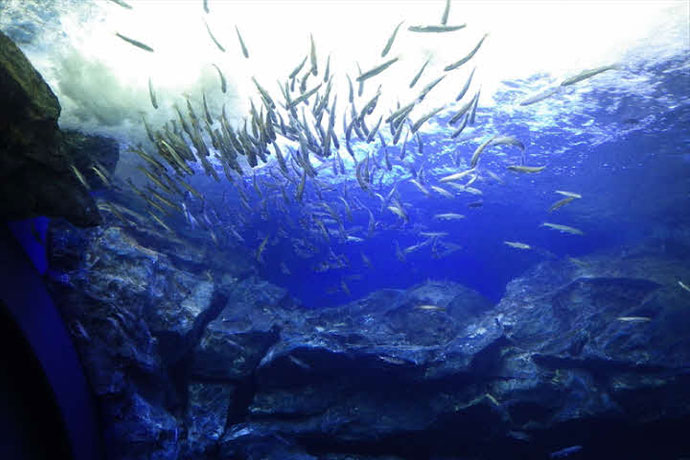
[
  {"left": 183, "top": 383, "right": 234, "bottom": 458},
  {"left": 46, "top": 221, "right": 690, "bottom": 459},
  {"left": 0, "top": 31, "right": 100, "bottom": 225}
]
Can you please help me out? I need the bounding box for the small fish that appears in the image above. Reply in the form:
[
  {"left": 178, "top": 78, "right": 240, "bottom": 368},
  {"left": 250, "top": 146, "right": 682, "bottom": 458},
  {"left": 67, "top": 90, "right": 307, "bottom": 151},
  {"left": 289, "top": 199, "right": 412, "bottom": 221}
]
[
  {"left": 507, "top": 165, "right": 546, "bottom": 173},
  {"left": 409, "top": 178, "right": 430, "bottom": 196},
  {"left": 561, "top": 64, "right": 618, "bottom": 86},
  {"left": 415, "top": 304, "right": 446, "bottom": 312},
  {"left": 409, "top": 24, "right": 466, "bottom": 33},
  {"left": 555, "top": 190, "right": 582, "bottom": 199},
  {"left": 212, "top": 64, "right": 227, "bottom": 93},
  {"left": 107, "top": 0, "right": 132, "bottom": 9},
  {"left": 115, "top": 32, "right": 154, "bottom": 52},
  {"left": 616, "top": 316, "right": 651, "bottom": 323},
  {"left": 441, "top": 0, "right": 451, "bottom": 25},
  {"left": 439, "top": 168, "right": 475, "bottom": 183},
  {"left": 357, "top": 57, "right": 399, "bottom": 82},
  {"left": 289, "top": 55, "right": 308, "bottom": 80},
  {"left": 381, "top": 21, "right": 404, "bottom": 58},
  {"left": 541, "top": 222, "right": 584, "bottom": 235},
  {"left": 677, "top": 280, "right": 690, "bottom": 293},
  {"left": 549, "top": 445, "right": 583, "bottom": 459},
  {"left": 455, "top": 67, "right": 476, "bottom": 101},
  {"left": 548, "top": 196, "right": 576, "bottom": 212},
  {"left": 411, "top": 106, "right": 444, "bottom": 133},
  {"left": 430, "top": 185, "right": 454, "bottom": 198},
  {"left": 90, "top": 164, "right": 111, "bottom": 187},
  {"left": 256, "top": 235, "right": 269, "bottom": 263},
  {"left": 470, "top": 135, "right": 498, "bottom": 168},
  {"left": 434, "top": 213, "right": 465, "bottom": 221},
  {"left": 203, "top": 0, "right": 209, "bottom": 13},
  {"left": 444, "top": 34, "right": 489, "bottom": 72},
  {"left": 288, "top": 355, "right": 311, "bottom": 370},
  {"left": 378, "top": 355, "right": 407, "bottom": 365},
  {"left": 417, "top": 75, "right": 446, "bottom": 102},
  {"left": 69, "top": 164, "right": 90, "bottom": 190},
  {"left": 410, "top": 58, "right": 430, "bottom": 88},
  {"left": 504, "top": 241, "right": 531, "bottom": 250},
  {"left": 148, "top": 77, "right": 158, "bottom": 109},
  {"left": 205, "top": 20, "right": 225, "bottom": 52},
  {"left": 485, "top": 393, "right": 500, "bottom": 406},
  {"left": 235, "top": 26, "right": 249, "bottom": 58},
  {"left": 309, "top": 34, "right": 318, "bottom": 76},
  {"left": 519, "top": 85, "right": 561, "bottom": 106}
]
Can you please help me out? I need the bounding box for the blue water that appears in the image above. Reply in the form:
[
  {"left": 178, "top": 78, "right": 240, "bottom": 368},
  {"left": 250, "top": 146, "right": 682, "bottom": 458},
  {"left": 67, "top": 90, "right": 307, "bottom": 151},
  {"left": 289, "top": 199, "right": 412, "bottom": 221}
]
[{"left": 234, "top": 58, "right": 690, "bottom": 308}]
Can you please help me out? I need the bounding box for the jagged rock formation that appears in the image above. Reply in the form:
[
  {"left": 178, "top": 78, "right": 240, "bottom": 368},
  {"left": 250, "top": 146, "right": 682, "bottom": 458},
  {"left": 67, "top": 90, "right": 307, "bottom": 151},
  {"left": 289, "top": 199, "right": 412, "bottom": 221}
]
[
  {"left": 46, "top": 219, "right": 690, "bottom": 459},
  {"left": 0, "top": 31, "right": 115, "bottom": 226}
]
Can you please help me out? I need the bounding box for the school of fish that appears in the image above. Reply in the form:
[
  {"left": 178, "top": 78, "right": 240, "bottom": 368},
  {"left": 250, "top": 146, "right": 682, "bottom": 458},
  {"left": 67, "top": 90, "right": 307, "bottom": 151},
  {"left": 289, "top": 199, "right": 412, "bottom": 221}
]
[{"left": 86, "top": 0, "right": 629, "bottom": 297}]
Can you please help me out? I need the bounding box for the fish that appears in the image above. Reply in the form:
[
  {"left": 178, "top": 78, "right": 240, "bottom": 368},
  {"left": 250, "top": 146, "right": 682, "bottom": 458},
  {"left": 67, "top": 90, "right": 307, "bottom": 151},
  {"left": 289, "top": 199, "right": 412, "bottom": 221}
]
[
  {"left": 561, "top": 64, "right": 618, "bottom": 86},
  {"left": 444, "top": 34, "right": 489, "bottom": 72},
  {"left": 90, "top": 164, "right": 111, "bottom": 187},
  {"left": 468, "top": 85, "right": 480, "bottom": 124},
  {"left": 415, "top": 304, "right": 446, "bottom": 312},
  {"left": 410, "top": 58, "right": 430, "bottom": 88},
  {"left": 506, "top": 165, "right": 546, "bottom": 173},
  {"left": 357, "top": 57, "right": 399, "bottom": 82},
  {"left": 323, "top": 54, "right": 331, "bottom": 82},
  {"left": 289, "top": 55, "right": 308, "bottom": 80},
  {"left": 434, "top": 213, "right": 465, "bottom": 220},
  {"left": 211, "top": 64, "right": 227, "bottom": 93},
  {"left": 441, "top": 0, "right": 451, "bottom": 25},
  {"left": 504, "top": 241, "right": 531, "bottom": 250},
  {"left": 381, "top": 21, "right": 404, "bottom": 57},
  {"left": 420, "top": 231, "right": 449, "bottom": 238},
  {"left": 289, "top": 83, "right": 322, "bottom": 107},
  {"left": 115, "top": 33, "right": 154, "bottom": 52},
  {"left": 340, "top": 279, "right": 351, "bottom": 296},
  {"left": 549, "top": 445, "right": 583, "bottom": 459},
  {"left": 417, "top": 75, "right": 446, "bottom": 102},
  {"left": 678, "top": 280, "right": 690, "bottom": 293},
  {"left": 310, "top": 34, "right": 318, "bottom": 76},
  {"left": 387, "top": 203, "right": 409, "bottom": 222},
  {"left": 295, "top": 168, "right": 307, "bottom": 202},
  {"left": 449, "top": 92, "right": 477, "bottom": 124},
  {"left": 148, "top": 77, "right": 158, "bottom": 109},
  {"left": 288, "top": 355, "right": 310, "bottom": 370},
  {"left": 411, "top": 106, "right": 443, "bottom": 133},
  {"left": 430, "top": 185, "right": 454, "bottom": 198},
  {"left": 203, "top": 0, "right": 209, "bottom": 13},
  {"left": 439, "top": 168, "right": 475, "bottom": 183},
  {"left": 455, "top": 67, "right": 476, "bottom": 101},
  {"left": 409, "top": 178, "right": 430, "bottom": 196},
  {"left": 69, "top": 164, "right": 90, "bottom": 190},
  {"left": 378, "top": 355, "right": 407, "bottom": 365},
  {"left": 148, "top": 211, "right": 173, "bottom": 233},
  {"left": 616, "top": 316, "right": 651, "bottom": 323},
  {"left": 361, "top": 252, "right": 373, "bottom": 268},
  {"left": 541, "top": 222, "right": 584, "bottom": 235},
  {"left": 470, "top": 135, "right": 498, "bottom": 168},
  {"left": 485, "top": 393, "right": 500, "bottom": 406},
  {"left": 394, "top": 240, "right": 407, "bottom": 262},
  {"left": 555, "top": 190, "right": 582, "bottom": 199},
  {"left": 490, "top": 135, "right": 525, "bottom": 151},
  {"left": 519, "top": 85, "right": 561, "bottom": 106},
  {"left": 548, "top": 196, "right": 576, "bottom": 212},
  {"left": 256, "top": 235, "right": 269, "bottom": 263},
  {"left": 107, "top": 0, "right": 133, "bottom": 9},
  {"left": 204, "top": 20, "right": 225, "bottom": 52},
  {"left": 409, "top": 24, "right": 466, "bottom": 33},
  {"left": 235, "top": 26, "right": 249, "bottom": 58}
]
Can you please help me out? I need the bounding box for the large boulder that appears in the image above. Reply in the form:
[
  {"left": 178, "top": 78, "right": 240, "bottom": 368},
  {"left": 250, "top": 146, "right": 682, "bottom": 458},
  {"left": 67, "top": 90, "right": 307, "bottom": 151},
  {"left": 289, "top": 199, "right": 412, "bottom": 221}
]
[{"left": 0, "top": 31, "right": 107, "bottom": 225}]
